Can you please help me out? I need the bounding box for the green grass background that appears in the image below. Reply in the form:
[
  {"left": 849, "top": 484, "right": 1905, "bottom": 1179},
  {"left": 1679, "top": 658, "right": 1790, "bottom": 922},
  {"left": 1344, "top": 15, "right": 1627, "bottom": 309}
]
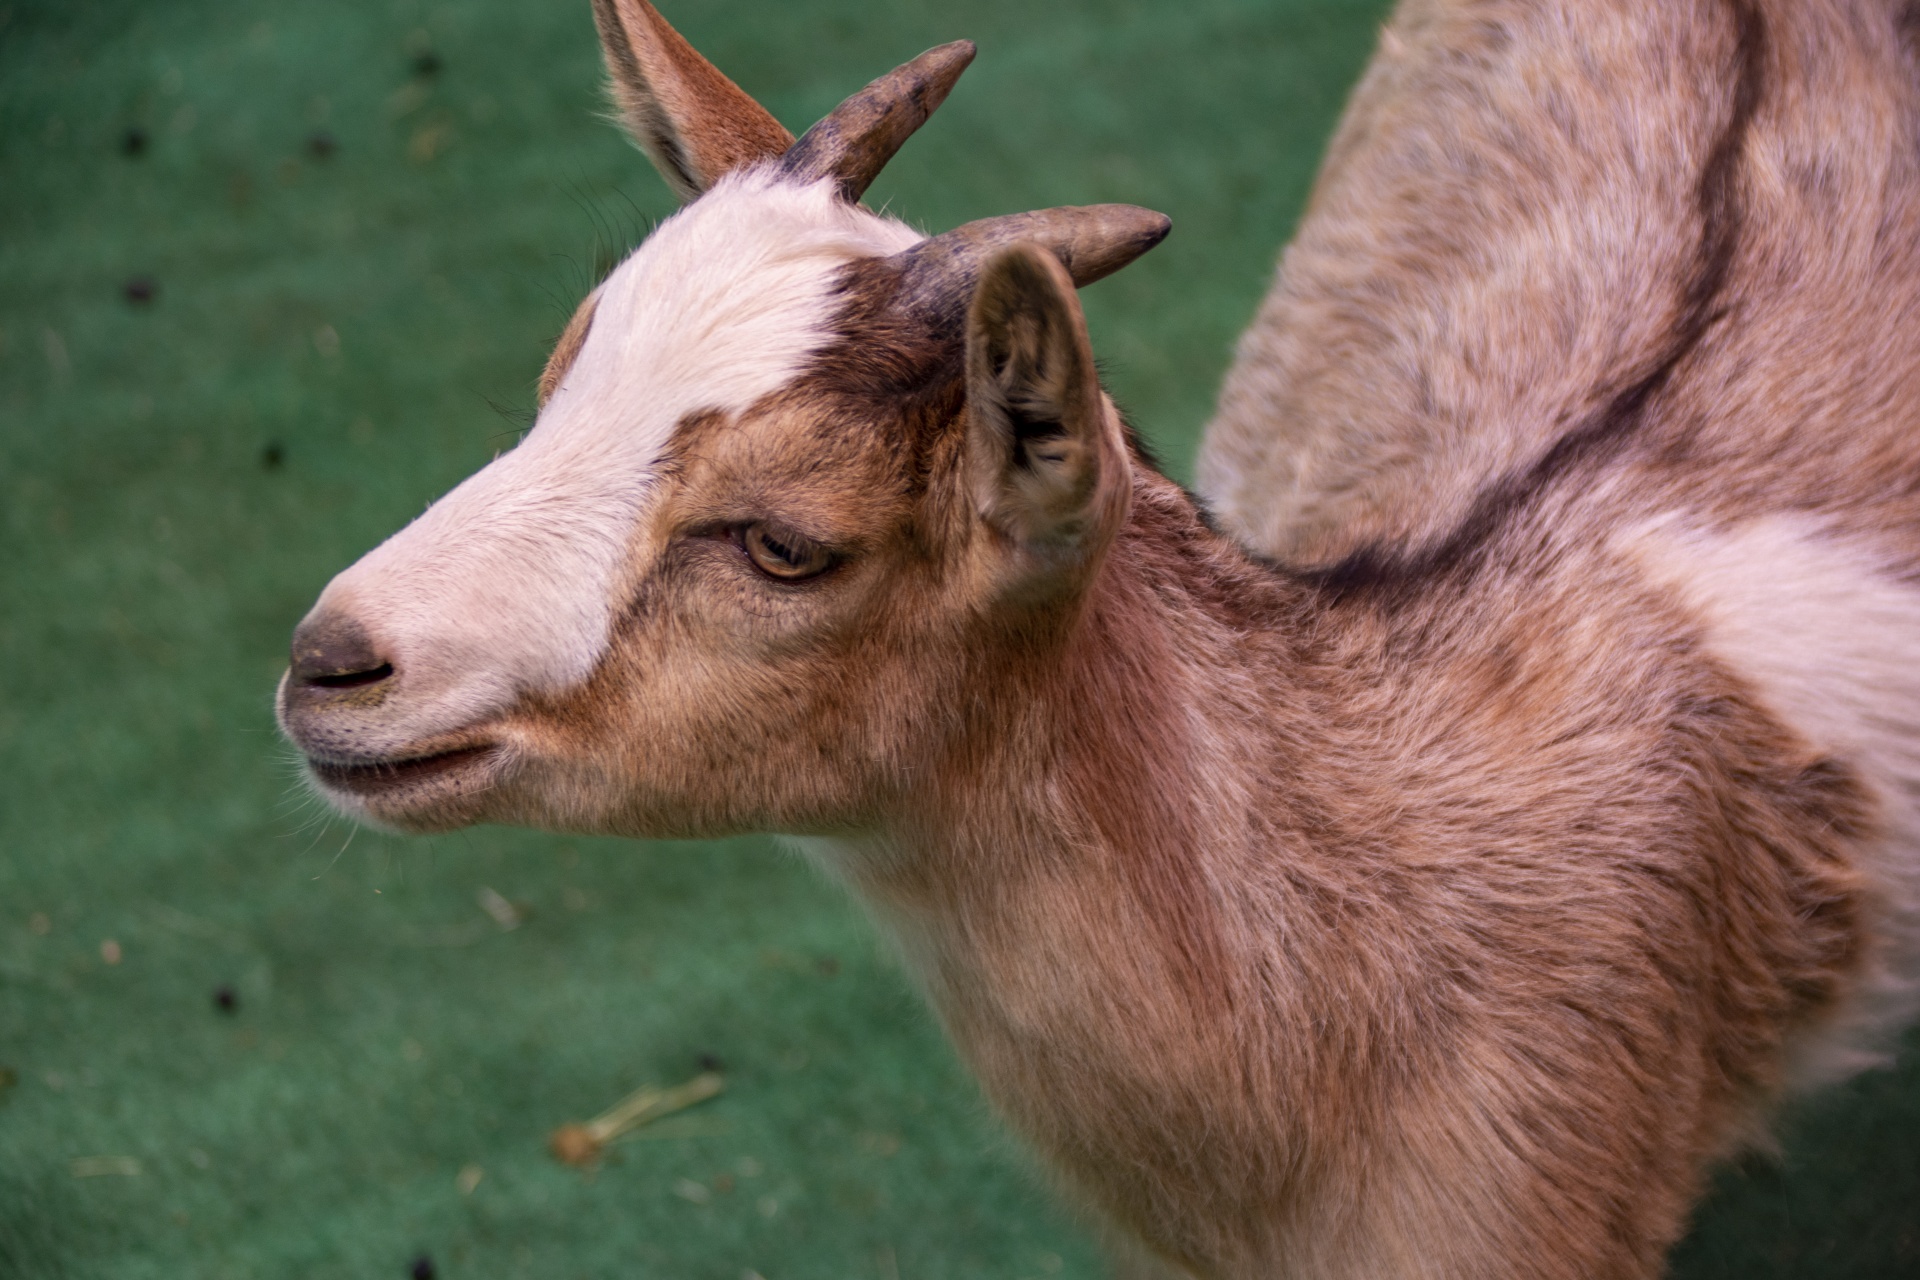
[{"left": 1, "top": 0, "right": 1916, "bottom": 1275}]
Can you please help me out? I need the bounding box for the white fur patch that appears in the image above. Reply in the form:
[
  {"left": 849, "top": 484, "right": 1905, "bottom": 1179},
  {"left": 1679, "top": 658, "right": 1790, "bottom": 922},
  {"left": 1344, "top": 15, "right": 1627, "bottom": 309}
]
[
  {"left": 1618, "top": 514, "right": 1920, "bottom": 1083},
  {"left": 306, "top": 171, "right": 922, "bottom": 751}
]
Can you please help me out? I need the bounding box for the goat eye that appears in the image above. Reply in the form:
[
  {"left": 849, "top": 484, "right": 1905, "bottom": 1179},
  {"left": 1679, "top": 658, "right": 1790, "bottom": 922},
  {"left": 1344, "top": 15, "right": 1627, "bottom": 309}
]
[{"left": 742, "top": 524, "right": 833, "bottom": 580}]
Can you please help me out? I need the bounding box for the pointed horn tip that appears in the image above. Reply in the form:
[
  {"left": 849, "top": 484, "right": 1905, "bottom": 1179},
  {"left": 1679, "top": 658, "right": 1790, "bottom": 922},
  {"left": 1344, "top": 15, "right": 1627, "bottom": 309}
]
[
  {"left": 898, "top": 39, "right": 977, "bottom": 103},
  {"left": 779, "top": 38, "right": 979, "bottom": 202},
  {"left": 1061, "top": 205, "right": 1173, "bottom": 286},
  {"left": 1072, "top": 203, "right": 1172, "bottom": 240},
  {"left": 923, "top": 39, "right": 978, "bottom": 69},
  {"left": 1126, "top": 207, "right": 1173, "bottom": 248}
]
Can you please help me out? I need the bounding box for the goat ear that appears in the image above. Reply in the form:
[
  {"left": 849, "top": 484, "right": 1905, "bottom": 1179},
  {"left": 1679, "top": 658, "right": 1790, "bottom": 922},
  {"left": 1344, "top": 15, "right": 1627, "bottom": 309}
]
[
  {"left": 591, "top": 0, "right": 795, "bottom": 202},
  {"left": 964, "top": 245, "right": 1131, "bottom": 590}
]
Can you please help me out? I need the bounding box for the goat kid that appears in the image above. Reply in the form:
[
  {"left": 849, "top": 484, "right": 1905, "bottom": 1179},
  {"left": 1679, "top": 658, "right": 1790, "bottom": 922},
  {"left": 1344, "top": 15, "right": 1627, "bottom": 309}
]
[{"left": 278, "top": 1, "right": 1920, "bottom": 1276}]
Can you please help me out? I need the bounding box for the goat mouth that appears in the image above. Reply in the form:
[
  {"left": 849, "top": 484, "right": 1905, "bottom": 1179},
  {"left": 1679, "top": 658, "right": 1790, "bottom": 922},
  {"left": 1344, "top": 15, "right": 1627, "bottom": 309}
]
[{"left": 308, "top": 744, "right": 500, "bottom": 798}]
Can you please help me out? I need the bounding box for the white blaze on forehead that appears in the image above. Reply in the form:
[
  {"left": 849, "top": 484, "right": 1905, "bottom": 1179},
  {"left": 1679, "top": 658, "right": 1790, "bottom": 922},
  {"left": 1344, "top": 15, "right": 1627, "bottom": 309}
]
[{"left": 311, "top": 171, "right": 922, "bottom": 746}]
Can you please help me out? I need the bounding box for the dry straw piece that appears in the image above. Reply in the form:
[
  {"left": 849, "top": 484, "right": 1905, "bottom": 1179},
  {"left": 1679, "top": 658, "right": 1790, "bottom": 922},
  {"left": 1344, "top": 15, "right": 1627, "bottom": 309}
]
[{"left": 549, "top": 1071, "right": 724, "bottom": 1167}]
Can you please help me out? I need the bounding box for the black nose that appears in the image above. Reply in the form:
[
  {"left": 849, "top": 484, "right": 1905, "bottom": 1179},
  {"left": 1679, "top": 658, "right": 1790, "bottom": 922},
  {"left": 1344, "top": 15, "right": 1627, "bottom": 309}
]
[{"left": 290, "top": 611, "right": 394, "bottom": 690}]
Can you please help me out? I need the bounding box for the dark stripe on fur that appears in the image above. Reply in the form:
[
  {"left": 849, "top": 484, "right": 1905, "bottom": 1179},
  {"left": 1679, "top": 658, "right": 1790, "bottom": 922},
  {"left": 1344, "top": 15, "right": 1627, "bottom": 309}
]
[{"left": 1304, "top": 0, "right": 1769, "bottom": 602}]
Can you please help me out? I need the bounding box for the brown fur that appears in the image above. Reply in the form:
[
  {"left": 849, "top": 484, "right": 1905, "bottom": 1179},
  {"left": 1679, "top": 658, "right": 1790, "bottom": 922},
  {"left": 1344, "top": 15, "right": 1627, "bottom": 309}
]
[
  {"left": 1202, "top": 0, "right": 1920, "bottom": 576},
  {"left": 537, "top": 288, "right": 598, "bottom": 406},
  {"left": 383, "top": 245, "right": 1873, "bottom": 1277},
  {"left": 282, "top": 2, "right": 1920, "bottom": 1274},
  {"left": 590, "top": 0, "right": 792, "bottom": 200}
]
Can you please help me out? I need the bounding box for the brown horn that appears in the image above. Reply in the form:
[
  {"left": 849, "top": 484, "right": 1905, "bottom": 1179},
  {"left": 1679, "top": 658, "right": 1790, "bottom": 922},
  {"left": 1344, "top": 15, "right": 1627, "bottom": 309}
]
[
  {"left": 780, "top": 40, "right": 976, "bottom": 202},
  {"left": 893, "top": 205, "right": 1172, "bottom": 317}
]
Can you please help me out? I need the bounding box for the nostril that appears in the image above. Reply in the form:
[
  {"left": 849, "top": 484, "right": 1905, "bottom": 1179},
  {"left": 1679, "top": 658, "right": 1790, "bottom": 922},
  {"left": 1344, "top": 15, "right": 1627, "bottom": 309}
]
[
  {"left": 290, "top": 612, "right": 395, "bottom": 691},
  {"left": 309, "top": 662, "right": 394, "bottom": 690}
]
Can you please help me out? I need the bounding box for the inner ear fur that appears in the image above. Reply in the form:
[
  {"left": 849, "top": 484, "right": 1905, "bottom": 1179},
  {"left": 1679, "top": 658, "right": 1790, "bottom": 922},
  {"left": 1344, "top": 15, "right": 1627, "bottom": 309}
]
[
  {"left": 591, "top": 0, "right": 794, "bottom": 202},
  {"left": 965, "top": 245, "right": 1131, "bottom": 580}
]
